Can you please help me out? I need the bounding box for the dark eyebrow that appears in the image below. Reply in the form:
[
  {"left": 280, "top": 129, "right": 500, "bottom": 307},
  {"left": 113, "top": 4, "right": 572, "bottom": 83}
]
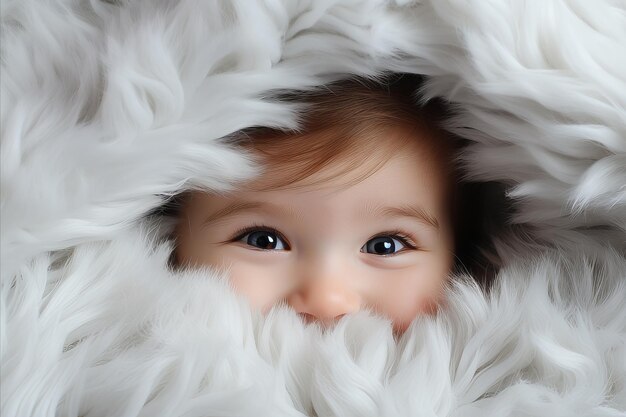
[
  {"left": 366, "top": 204, "right": 440, "bottom": 230},
  {"left": 201, "top": 201, "right": 304, "bottom": 225}
]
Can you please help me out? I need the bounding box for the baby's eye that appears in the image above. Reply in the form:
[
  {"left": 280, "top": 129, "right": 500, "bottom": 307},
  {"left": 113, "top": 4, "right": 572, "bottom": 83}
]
[
  {"left": 238, "top": 229, "right": 289, "bottom": 250},
  {"left": 361, "top": 236, "right": 409, "bottom": 256}
]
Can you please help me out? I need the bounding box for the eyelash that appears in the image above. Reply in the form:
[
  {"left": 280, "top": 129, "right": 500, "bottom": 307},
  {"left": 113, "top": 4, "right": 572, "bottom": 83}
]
[
  {"left": 230, "top": 223, "right": 291, "bottom": 248},
  {"left": 229, "top": 224, "right": 418, "bottom": 251},
  {"left": 374, "top": 229, "right": 418, "bottom": 250}
]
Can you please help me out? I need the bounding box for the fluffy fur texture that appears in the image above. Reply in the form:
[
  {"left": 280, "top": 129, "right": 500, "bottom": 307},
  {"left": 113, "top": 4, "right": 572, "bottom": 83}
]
[{"left": 1, "top": 0, "right": 625, "bottom": 416}]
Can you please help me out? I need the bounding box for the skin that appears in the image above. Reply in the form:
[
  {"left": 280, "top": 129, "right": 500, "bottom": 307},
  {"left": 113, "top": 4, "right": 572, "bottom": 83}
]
[{"left": 175, "top": 134, "right": 455, "bottom": 335}]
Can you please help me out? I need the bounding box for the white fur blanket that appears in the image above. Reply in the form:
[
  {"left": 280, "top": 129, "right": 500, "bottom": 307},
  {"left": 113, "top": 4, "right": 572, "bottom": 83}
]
[{"left": 2, "top": 1, "right": 625, "bottom": 416}]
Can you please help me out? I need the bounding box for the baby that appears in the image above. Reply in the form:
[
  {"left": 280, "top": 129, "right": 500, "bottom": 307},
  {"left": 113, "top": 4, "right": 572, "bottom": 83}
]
[{"left": 172, "top": 75, "right": 469, "bottom": 335}]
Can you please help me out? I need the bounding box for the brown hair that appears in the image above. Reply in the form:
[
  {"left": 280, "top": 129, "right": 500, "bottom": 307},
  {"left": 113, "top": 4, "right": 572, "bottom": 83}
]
[{"left": 234, "top": 74, "right": 456, "bottom": 193}]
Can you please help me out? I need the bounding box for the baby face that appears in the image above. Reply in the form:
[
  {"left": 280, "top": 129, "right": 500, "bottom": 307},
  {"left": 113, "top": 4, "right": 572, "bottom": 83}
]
[{"left": 175, "top": 140, "right": 454, "bottom": 334}]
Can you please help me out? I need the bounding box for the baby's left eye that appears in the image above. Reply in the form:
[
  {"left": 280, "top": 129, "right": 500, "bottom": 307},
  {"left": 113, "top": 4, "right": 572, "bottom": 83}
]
[{"left": 361, "top": 236, "right": 409, "bottom": 256}]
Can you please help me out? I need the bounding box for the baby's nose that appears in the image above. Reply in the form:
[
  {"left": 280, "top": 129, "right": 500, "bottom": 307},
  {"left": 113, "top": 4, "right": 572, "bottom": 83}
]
[{"left": 288, "top": 273, "right": 361, "bottom": 327}]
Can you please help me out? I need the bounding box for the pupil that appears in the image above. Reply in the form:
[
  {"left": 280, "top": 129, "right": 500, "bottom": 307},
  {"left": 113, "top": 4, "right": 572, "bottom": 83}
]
[
  {"left": 249, "top": 232, "right": 276, "bottom": 249},
  {"left": 372, "top": 237, "right": 394, "bottom": 254}
]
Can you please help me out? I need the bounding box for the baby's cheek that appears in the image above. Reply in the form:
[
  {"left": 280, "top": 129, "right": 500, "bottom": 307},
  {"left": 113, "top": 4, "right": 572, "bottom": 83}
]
[
  {"left": 387, "top": 293, "right": 438, "bottom": 331},
  {"left": 228, "top": 264, "right": 286, "bottom": 311},
  {"left": 375, "top": 269, "right": 446, "bottom": 333}
]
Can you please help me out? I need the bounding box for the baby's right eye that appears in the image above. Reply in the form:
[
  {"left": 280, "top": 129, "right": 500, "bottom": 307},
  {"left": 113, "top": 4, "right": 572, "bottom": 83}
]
[{"left": 235, "top": 228, "right": 289, "bottom": 251}]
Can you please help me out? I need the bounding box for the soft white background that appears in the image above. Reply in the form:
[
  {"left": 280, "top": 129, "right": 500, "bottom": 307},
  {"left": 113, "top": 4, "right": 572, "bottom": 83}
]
[{"left": 1, "top": 0, "right": 625, "bottom": 416}]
